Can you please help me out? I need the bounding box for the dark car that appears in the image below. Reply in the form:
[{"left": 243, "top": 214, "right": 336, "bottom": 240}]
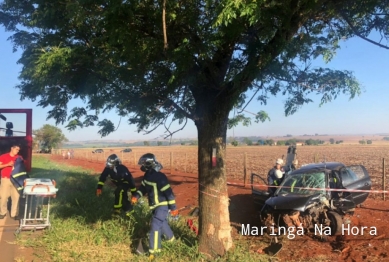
[
  {"left": 120, "top": 148, "right": 132, "bottom": 153},
  {"left": 92, "top": 149, "right": 104, "bottom": 153},
  {"left": 251, "top": 162, "right": 371, "bottom": 236}
]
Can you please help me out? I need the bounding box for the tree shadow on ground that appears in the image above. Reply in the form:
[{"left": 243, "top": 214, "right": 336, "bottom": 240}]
[
  {"left": 26, "top": 167, "right": 116, "bottom": 224},
  {"left": 229, "top": 193, "right": 262, "bottom": 234}
]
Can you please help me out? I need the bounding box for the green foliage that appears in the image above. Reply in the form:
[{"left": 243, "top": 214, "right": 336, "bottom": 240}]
[
  {"left": 33, "top": 124, "right": 68, "bottom": 151},
  {"left": 0, "top": 0, "right": 382, "bottom": 137},
  {"left": 304, "top": 139, "right": 325, "bottom": 145},
  {"left": 17, "top": 156, "right": 267, "bottom": 261},
  {"left": 242, "top": 137, "right": 253, "bottom": 145},
  {"left": 335, "top": 140, "right": 343, "bottom": 144},
  {"left": 231, "top": 140, "right": 239, "bottom": 146},
  {"left": 383, "top": 137, "right": 389, "bottom": 141},
  {"left": 359, "top": 140, "right": 366, "bottom": 144},
  {"left": 367, "top": 140, "right": 373, "bottom": 144},
  {"left": 329, "top": 138, "right": 335, "bottom": 144},
  {"left": 189, "top": 140, "right": 198, "bottom": 146},
  {"left": 157, "top": 141, "right": 163, "bottom": 146},
  {"left": 143, "top": 141, "right": 150, "bottom": 146},
  {"left": 3, "top": 1, "right": 388, "bottom": 256}
]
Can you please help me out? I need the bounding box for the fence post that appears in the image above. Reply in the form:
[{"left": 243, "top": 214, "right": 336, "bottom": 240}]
[
  {"left": 383, "top": 158, "right": 386, "bottom": 201},
  {"left": 170, "top": 152, "right": 173, "bottom": 174},
  {"left": 243, "top": 152, "right": 247, "bottom": 187},
  {"left": 185, "top": 153, "right": 187, "bottom": 173},
  {"left": 134, "top": 152, "right": 137, "bottom": 167}
]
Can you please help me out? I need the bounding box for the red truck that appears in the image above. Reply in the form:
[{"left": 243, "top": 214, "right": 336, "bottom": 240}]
[{"left": 0, "top": 109, "right": 32, "bottom": 172}]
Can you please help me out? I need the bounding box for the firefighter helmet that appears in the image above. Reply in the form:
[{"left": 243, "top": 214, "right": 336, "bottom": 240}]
[
  {"left": 138, "top": 153, "right": 163, "bottom": 172},
  {"left": 106, "top": 154, "right": 121, "bottom": 168}
]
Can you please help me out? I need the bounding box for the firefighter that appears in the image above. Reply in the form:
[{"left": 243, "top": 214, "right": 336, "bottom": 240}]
[
  {"left": 96, "top": 154, "right": 136, "bottom": 216},
  {"left": 131, "top": 153, "right": 178, "bottom": 261},
  {"left": 267, "top": 158, "right": 285, "bottom": 194}
]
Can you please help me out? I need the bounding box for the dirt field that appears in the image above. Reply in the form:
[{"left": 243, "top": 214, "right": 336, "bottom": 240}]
[{"left": 47, "top": 145, "right": 389, "bottom": 261}]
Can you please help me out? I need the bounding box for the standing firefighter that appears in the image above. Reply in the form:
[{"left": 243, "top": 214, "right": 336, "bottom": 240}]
[
  {"left": 131, "top": 153, "right": 178, "bottom": 261},
  {"left": 267, "top": 158, "right": 285, "bottom": 195},
  {"left": 96, "top": 154, "right": 136, "bottom": 216}
]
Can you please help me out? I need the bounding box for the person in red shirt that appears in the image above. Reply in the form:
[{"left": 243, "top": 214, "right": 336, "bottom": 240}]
[{"left": 0, "top": 144, "right": 22, "bottom": 219}]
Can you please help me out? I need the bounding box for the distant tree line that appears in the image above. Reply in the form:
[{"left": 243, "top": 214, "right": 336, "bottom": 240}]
[
  {"left": 230, "top": 137, "right": 345, "bottom": 146},
  {"left": 359, "top": 140, "right": 372, "bottom": 145}
]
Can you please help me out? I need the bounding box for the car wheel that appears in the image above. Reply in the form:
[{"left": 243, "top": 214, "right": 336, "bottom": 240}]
[{"left": 327, "top": 211, "right": 342, "bottom": 236}]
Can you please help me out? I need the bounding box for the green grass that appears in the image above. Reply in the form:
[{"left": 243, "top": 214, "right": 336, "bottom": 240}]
[{"left": 16, "top": 156, "right": 269, "bottom": 262}]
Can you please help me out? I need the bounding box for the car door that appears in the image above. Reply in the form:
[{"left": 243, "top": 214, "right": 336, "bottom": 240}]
[
  {"left": 340, "top": 165, "right": 371, "bottom": 205},
  {"left": 251, "top": 173, "right": 270, "bottom": 209}
]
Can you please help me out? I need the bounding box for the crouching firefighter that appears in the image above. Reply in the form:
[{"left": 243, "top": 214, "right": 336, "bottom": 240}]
[
  {"left": 131, "top": 153, "right": 178, "bottom": 260},
  {"left": 96, "top": 154, "right": 136, "bottom": 216}
]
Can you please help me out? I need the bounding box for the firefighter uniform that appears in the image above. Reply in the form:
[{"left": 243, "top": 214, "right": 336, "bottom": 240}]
[
  {"left": 10, "top": 156, "right": 29, "bottom": 194},
  {"left": 267, "top": 167, "right": 284, "bottom": 194},
  {"left": 97, "top": 164, "right": 136, "bottom": 213},
  {"left": 133, "top": 168, "right": 177, "bottom": 255}
]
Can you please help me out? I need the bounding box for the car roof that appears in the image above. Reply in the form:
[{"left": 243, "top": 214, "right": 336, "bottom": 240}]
[{"left": 291, "top": 162, "right": 345, "bottom": 175}]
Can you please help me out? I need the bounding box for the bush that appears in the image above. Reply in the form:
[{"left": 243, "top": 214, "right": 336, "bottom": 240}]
[{"left": 231, "top": 140, "right": 239, "bottom": 146}]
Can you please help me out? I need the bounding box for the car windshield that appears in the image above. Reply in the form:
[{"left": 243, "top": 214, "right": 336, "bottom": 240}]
[{"left": 276, "top": 171, "right": 326, "bottom": 195}]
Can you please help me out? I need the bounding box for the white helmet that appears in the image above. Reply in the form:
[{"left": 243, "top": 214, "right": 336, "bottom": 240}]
[{"left": 276, "top": 158, "right": 284, "bottom": 165}]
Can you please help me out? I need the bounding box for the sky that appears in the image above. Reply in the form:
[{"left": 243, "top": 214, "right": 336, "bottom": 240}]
[{"left": 1, "top": 29, "right": 389, "bottom": 142}]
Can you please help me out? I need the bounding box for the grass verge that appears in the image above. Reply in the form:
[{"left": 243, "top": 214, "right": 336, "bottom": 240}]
[{"left": 15, "top": 155, "right": 270, "bottom": 261}]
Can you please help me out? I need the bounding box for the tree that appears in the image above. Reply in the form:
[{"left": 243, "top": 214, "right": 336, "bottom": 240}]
[
  {"left": 157, "top": 141, "right": 163, "bottom": 146},
  {"left": 242, "top": 137, "right": 252, "bottom": 145},
  {"left": 33, "top": 124, "right": 68, "bottom": 151},
  {"left": 231, "top": 140, "right": 238, "bottom": 147},
  {"left": 359, "top": 140, "right": 366, "bottom": 144},
  {"left": 143, "top": 141, "right": 150, "bottom": 146},
  {"left": 329, "top": 138, "right": 335, "bottom": 144},
  {"left": 367, "top": 140, "right": 373, "bottom": 144},
  {"left": 1, "top": 0, "right": 389, "bottom": 257}
]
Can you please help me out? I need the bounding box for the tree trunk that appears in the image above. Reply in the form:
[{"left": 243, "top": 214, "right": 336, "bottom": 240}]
[{"left": 195, "top": 95, "right": 233, "bottom": 258}]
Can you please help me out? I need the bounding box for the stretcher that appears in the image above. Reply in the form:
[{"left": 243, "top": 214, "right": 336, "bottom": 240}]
[{"left": 16, "top": 178, "right": 58, "bottom": 234}]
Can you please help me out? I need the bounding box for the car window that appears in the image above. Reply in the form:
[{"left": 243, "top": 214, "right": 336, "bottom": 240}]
[
  {"left": 340, "top": 167, "right": 359, "bottom": 187},
  {"left": 277, "top": 172, "right": 326, "bottom": 195}
]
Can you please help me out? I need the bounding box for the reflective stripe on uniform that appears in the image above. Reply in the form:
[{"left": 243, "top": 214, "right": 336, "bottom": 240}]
[
  {"left": 130, "top": 188, "right": 137, "bottom": 192},
  {"left": 161, "top": 184, "right": 170, "bottom": 191},
  {"left": 13, "top": 172, "right": 27, "bottom": 178},
  {"left": 98, "top": 181, "right": 104, "bottom": 186},
  {"left": 153, "top": 231, "right": 159, "bottom": 254},
  {"left": 144, "top": 180, "right": 159, "bottom": 206},
  {"left": 291, "top": 179, "right": 297, "bottom": 192}
]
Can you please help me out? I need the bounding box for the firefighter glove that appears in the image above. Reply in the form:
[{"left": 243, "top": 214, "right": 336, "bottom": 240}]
[
  {"left": 170, "top": 209, "right": 179, "bottom": 217},
  {"left": 131, "top": 196, "right": 138, "bottom": 205},
  {"left": 96, "top": 189, "right": 102, "bottom": 197}
]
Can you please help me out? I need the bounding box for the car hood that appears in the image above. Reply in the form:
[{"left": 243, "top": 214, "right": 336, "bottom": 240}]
[{"left": 264, "top": 193, "right": 323, "bottom": 212}]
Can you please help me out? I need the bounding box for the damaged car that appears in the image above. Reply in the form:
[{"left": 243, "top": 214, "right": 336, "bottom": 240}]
[{"left": 251, "top": 162, "right": 371, "bottom": 236}]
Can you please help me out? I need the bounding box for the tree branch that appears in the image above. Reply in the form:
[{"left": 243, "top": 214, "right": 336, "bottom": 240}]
[
  {"left": 162, "top": 0, "right": 168, "bottom": 50},
  {"left": 340, "top": 12, "right": 389, "bottom": 50},
  {"left": 163, "top": 117, "right": 188, "bottom": 140},
  {"left": 237, "top": 81, "right": 263, "bottom": 114},
  {"left": 166, "top": 97, "right": 194, "bottom": 120}
]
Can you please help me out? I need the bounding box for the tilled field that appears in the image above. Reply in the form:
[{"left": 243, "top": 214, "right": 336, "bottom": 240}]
[{"left": 50, "top": 145, "right": 389, "bottom": 261}]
